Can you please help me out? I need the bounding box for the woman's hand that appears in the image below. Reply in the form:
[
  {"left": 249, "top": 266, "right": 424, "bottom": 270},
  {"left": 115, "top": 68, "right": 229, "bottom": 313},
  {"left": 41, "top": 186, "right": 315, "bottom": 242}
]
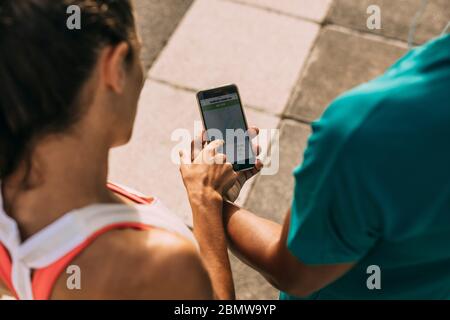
[
  {"left": 182, "top": 127, "right": 264, "bottom": 203},
  {"left": 179, "top": 138, "right": 237, "bottom": 299},
  {"left": 179, "top": 139, "right": 238, "bottom": 201}
]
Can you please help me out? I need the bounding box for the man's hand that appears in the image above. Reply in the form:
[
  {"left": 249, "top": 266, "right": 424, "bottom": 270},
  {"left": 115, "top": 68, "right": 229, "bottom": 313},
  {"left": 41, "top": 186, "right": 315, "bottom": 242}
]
[{"left": 225, "top": 127, "right": 263, "bottom": 202}]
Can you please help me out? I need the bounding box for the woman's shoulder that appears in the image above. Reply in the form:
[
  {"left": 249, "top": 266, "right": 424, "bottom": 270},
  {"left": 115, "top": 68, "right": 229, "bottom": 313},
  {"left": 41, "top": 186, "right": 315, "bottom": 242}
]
[{"left": 51, "top": 226, "right": 211, "bottom": 299}]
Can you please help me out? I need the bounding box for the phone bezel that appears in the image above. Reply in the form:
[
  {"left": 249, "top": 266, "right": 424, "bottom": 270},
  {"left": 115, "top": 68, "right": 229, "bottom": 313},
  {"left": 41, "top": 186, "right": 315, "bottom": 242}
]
[{"left": 196, "top": 84, "right": 256, "bottom": 172}]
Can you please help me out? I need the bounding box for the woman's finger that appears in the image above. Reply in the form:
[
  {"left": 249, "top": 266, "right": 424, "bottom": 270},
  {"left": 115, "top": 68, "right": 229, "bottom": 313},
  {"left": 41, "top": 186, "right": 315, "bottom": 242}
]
[
  {"left": 214, "top": 153, "right": 227, "bottom": 164},
  {"left": 179, "top": 150, "right": 190, "bottom": 165},
  {"left": 205, "top": 139, "right": 224, "bottom": 157},
  {"left": 191, "top": 134, "right": 204, "bottom": 162},
  {"left": 193, "top": 140, "right": 224, "bottom": 164}
]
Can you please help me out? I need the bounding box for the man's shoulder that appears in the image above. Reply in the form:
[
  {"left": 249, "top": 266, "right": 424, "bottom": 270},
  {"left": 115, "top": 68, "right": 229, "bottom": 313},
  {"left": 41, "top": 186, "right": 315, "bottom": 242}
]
[
  {"left": 303, "top": 77, "right": 409, "bottom": 173},
  {"left": 317, "top": 72, "right": 421, "bottom": 149}
]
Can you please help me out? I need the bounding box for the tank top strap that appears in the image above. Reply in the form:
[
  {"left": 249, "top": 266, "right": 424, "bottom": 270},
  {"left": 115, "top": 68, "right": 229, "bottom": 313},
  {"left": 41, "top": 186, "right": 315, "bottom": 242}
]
[{"left": 0, "top": 182, "right": 196, "bottom": 300}]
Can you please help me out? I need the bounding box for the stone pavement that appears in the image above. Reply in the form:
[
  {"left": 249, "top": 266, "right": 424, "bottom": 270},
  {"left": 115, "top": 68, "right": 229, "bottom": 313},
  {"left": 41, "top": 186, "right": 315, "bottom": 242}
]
[{"left": 109, "top": 0, "right": 449, "bottom": 299}]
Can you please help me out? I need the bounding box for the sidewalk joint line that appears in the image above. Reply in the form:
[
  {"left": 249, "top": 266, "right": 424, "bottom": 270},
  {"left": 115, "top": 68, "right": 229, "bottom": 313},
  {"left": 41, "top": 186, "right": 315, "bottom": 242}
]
[
  {"left": 148, "top": 77, "right": 282, "bottom": 118},
  {"left": 149, "top": 77, "right": 198, "bottom": 93},
  {"left": 282, "top": 26, "right": 322, "bottom": 118},
  {"left": 322, "top": 22, "right": 410, "bottom": 49},
  {"left": 282, "top": 22, "right": 409, "bottom": 126},
  {"left": 221, "top": 0, "right": 322, "bottom": 25},
  {"left": 281, "top": 114, "right": 312, "bottom": 126}
]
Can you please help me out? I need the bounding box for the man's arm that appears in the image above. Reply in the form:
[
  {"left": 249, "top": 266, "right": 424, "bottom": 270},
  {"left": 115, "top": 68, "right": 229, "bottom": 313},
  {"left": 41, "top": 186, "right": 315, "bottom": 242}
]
[{"left": 223, "top": 202, "right": 354, "bottom": 298}]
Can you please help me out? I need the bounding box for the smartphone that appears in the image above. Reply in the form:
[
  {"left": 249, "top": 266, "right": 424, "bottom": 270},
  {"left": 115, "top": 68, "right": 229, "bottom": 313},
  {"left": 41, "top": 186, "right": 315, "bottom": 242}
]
[{"left": 196, "top": 84, "right": 256, "bottom": 172}]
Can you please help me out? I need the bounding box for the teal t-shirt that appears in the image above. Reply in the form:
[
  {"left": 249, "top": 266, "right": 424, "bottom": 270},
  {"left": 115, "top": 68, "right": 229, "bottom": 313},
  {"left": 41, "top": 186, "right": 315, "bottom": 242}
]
[{"left": 282, "top": 34, "right": 450, "bottom": 300}]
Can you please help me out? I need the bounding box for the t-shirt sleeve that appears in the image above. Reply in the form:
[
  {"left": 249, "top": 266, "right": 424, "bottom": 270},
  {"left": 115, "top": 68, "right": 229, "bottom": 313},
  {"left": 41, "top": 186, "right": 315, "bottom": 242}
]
[{"left": 287, "top": 99, "right": 380, "bottom": 265}]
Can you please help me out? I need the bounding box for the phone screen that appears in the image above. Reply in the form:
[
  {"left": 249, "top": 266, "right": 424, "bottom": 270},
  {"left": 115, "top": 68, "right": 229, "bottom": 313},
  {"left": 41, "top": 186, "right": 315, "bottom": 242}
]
[{"left": 197, "top": 85, "right": 255, "bottom": 171}]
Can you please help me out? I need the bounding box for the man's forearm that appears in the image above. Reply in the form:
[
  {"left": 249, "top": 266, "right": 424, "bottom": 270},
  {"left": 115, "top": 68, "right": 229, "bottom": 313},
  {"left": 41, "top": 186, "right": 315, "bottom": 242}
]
[
  {"left": 189, "top": 190, "right": 235, "bottom": 300},
  {"left": 223, "top": 202, "right": 357, "bottom": 297},
  {"left": 222, "top": 201, "right": 285, "bottom": 287}
]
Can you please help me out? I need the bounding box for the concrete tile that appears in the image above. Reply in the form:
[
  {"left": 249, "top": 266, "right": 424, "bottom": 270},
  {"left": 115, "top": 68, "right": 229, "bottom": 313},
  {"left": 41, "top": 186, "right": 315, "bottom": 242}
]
[
  {"left": 235, "top": 110, "right": 280, "bottom": 207},
  {"left": 244, "top": 120, "right": 311, "bottom": 224},
  {"left": 231, "top": 253, "right": 279, "bottom": 299},
  {"left": 232, "top": 120, "right": 311, "bottom": 300},
  {"left": 285, "top": 26, "right": 406, "bottom": 123},
  {"left": 237, "top": 0, "right": 332, "bottom": 22},
  {"left": 149, "top": 0, "right": 320, "bottom": 115},
  {"left": 133, "top": 0, "right": 194, "bottom": 70},
  {"left": 327, "top": 0, "right": 450, "bottom": 44},
  {"left": 109, "top": 80, "right": 197, "bottom": 223},
  {"left": 109, "top": 80, "right": 279, "bottom": 224}
]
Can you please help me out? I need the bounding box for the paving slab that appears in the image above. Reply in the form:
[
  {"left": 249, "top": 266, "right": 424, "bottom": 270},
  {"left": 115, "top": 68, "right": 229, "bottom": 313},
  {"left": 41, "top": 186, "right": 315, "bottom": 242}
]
[
  {"left": 245, "top": 120, "right": 311, "bottom": 223},
  {"left": 133, "top": 0, "right": 194, "bottom": 70},
  {"left": 109, "top": 80, "right": 279, "bottom": 224},
  {"left": 231, "top": 253, "right": 279, "bottom": 299},
  {"left": 149, "top": 0, "right": 320, "bottom": 115},
  {"left": 327, "top": 0, "right": 450, "bottom": 44},
  {"left": 233, "top": 120, "right": 311, "bottom": 299},
  {"left": 285, "top": 26, "right": 407, "bottom": 123},
  {"left": 233, "top": 0, "right": 332, "bottom": 22}
]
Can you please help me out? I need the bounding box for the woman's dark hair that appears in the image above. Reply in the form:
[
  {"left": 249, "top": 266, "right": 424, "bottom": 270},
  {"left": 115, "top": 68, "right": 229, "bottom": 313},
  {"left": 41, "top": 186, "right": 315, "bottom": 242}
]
[{"left": 0, "top": 0, "right": 136, "bottom": 180}]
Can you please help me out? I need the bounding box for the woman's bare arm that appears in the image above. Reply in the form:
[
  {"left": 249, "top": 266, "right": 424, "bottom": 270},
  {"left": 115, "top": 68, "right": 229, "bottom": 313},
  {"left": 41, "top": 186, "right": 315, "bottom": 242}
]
[
  {"left": 179, "top": 140, "right": 238, "bottom": 300},
  {"left": 0, "top": 281, "right": 12, "bottom": 298},
  {"left": 188, "top": 190, "right": 235, "bottom": 300}
]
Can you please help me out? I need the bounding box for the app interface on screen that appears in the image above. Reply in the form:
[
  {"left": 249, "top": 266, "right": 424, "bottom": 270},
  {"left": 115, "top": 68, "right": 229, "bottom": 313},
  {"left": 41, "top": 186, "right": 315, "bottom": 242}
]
[{"left": 200, "top": 93, "right": 253, "bottom": 163}]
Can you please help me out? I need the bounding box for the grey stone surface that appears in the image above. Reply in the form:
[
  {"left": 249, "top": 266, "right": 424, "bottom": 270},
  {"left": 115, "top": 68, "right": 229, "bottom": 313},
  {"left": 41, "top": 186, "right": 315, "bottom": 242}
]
[
  {"left": 231, "top": 253, "right": 279, "bottom": 300},
  {"left": 231, "top": 118, "right": 311, "bottom": 300},
  {"left": 285, "top": 26, "right": 407, "bottom": 123},
  {"left": 122, "top": 0, "right": 439, "bottom": 301},
  {"left": 134, "top": 0, "right": 193, "bottom": 70},
  {"left": 149, "top": 0, "right": 319, "bottom": 115},
  {"left": 327, "top": 0, "right": 450, "bottom": 44},
  {"left": 232, "top": 120, "right": 311, "bottom": 299},
  {"left": 109, "top": 80, "right": 279, "bottom": 225},
  {"left": 245, "top": 120, "right": 311, "bottom": 224},
  {"left": 237, "top": 0, "right": 333, "bottom": 22}
]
